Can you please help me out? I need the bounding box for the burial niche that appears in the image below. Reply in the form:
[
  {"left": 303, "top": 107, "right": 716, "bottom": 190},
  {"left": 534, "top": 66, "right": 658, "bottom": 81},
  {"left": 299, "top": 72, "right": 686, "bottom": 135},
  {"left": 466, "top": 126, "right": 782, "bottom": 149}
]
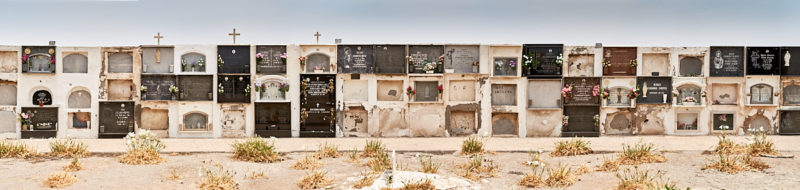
[
  {"left": 32, "top": 90, "right": 52, "bottom": 105},
  {"left": 257, "top": 78, "right": 288, "bottom": 101},
  {"left": 607, "top": 114, "right": 632, "bottom": 135},
  {"left": 68, "top": 90, "right": 91, "bottom": 108},
  {"left": 140, "top": 108, "right": 168, "bottom": 131},
  {"left": 343, "top": 80, "right": 368, "bottom": 101},
  {"left": 448, "top": 111, "right": 477, "bottom": 136},
  {"left": 449, "top": 80, "right": 475, "bottom": 101},
  {"left": 183, "top": 112, "right": 208, "bottom": 131},
  {"left": 607, "top": 87, "right": 632, "bottom": 106},
  {"left": 256, "top": 45, "right": 287, "bottom": 74},
  {"left": 642, "top": 53, "right": 669, "bottom": 76},
  {"left": 712, "top": 84, "right": 737, "bottom": 105},
  {"left": 748, "top": 116, "right": 771, "bottom": 132},
  {"left": 305, "top": 53, "right": 331, "bottom": 72},
  {"left": 63, "top": 53, "right": 88, "bottom": 73},
  {"left": 493, "top": 57, "right": 517, "bottom": 76},
  {"left": 0, "top": 83, "right": 17, "bottom": 106},
  {"left": 679, "top": 57, "right": 703, "bottom": 77},
  {"left": 69, "top": 112, "right": 90, "bottom": 129},
  {"left": 181, "top": 53, "right": 206, "bottom": 72},
  {"left": 783, "top": 85, "right": 800, "bottom": 105},
  {"left": 492, "top": 84, "right": 516, "bottom": 106},
  {"left": 676, "top": 113, "right": 698, "bottom": 130},
  {"left": 0, "top": 111, "right": 15, "bottom": 133},
  {"left": 108, "top": 79, "right": 134, "bottom": 100},
  {"left": 0, "top": 51, "right": 17, "bottom": 73},
  {"left": 602, "top": 47, "right": 637, "bottom": 76},
  {"left": 492, "top": 113, "right": 517, "bottom": 136},
  {"left": 568, "top": 54, "right": 594, "bottom": 77},
  {"left": 377, "top": 80, "right": 403, "bottom": 101},
  {"left": 750, "top": 84, "right": 773, "bottom": 104},
  {"left": 414, "top": 81, "right": 440, "bottom": 102},
  {"left": 108, "top": 52, "right": 133, "bottom": 73},
  {"left": 676, "top": 84, "right": 701, "bottom": 106},
  {"left": 142, "top": 47, "right": 175, "bottom": 73},
  {"left": 527, "top": 80, "right": 561, "bottom": 109},
  {"left": 713, "top": 114, "right": 734, "bottom": 131}
]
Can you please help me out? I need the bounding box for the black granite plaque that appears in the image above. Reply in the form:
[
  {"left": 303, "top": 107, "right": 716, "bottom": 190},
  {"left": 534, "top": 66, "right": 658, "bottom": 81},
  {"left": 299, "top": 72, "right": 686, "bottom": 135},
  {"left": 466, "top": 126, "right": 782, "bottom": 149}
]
[
  {"left": 178, "top": 75, "right": 213, "bottom": 101},
  {"left": 562, "top": 106, "right": 600, "bottom": 137},
  {"left": 563, "top": 77, "right": 601, "bottom": 106},
  {"left": 710, "top": 46, "right": 745, "bottom": 77},
  {"left": 523, "top": 44, "right": 563, "bottom": 78},
  {"left": 337, "top": 45, "right": 374, "bottom": 73},
  {"left": 603, "top": 47, "right": 637, "bottom": 76},
  {"left": 375, "top": 45, "right": 406, "bottom": 74},
  {"left": 218, "top": 45, "right": 251, "bottom": 73},
  {"left": 217, "top": 75, "right": 251, "bottom": 103},
  {"left": 255, "top": 103, "right": 291, "bottom": 137},
  {"left": 98, "top": 101, "right": 134, "bottom": 136},
  {"left": 444, "top": 45, "right": 480, "bottom": 73},
  {"left": 713, "top": 113, "right": 734, "bottom": 131},
  {"left": 32, "top": 90, "right": 52, "bottom": 105},
  {"left": 21, "top": 107, "right": 58, "bottom": 138},
  {"left": 636, "top": 77, "right": 672, "bottom": 104},
  {"left": 780, "top": 111, "right": 800, "bottom": 135},
  {"left": 21, "top": 46, "right": 56, "bottom": 73},
  {"left": 255, "top": 45, "right": 286, "bottom": 74},
  {"left": 141, "top": 75, "right": 177, "bottom": 101},
  {"left": 300, "top": 74, "right": 336, "bottom": 137},
  {"left": 746, "top": 47, "right": 781, "bottom": 75},
  {"left": 782, "top": 47, "right": 800, "bottom": 75},
  {"left": 408, "top": 45, "right": 444, "bottom": 74}
]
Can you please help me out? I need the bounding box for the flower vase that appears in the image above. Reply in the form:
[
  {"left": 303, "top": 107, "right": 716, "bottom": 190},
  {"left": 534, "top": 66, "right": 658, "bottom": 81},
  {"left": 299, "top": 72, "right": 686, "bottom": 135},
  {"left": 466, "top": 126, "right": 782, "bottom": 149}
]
[
  {"left": 426, "top": 70, "right": 434, "bottom": 74},
  {"left": 22, "top": 124, "right": 28, "bottom": 131},
  {"left": 472, "top": 65, "right": 479, "bottom": 73}
]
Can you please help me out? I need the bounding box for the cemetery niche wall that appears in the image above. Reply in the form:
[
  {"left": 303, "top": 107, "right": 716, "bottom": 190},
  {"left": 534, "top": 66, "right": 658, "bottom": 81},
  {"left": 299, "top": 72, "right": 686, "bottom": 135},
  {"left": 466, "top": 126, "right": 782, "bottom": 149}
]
[
  {"left": 523, "top": 44, "right": 563, "bottom": 78},
  {"left": 746, "top": 47, "right": 781, "bottom": 75},
  {"left": 300, "top": 74, "right": 336, "bottom": 137},
  {"left": 255, "top": 75, "right": 290, "bottom": 102},
  {"left": 62, "top": 53, "right": 88, "bottom": 73},
  {"left": 141, "top": 46, "right": 175, "bottom": 74},
  {"left": 301, "top": 45, "right": 336, "bottom": 73},
  {"left": 564, "top": 46, "right": 600, "bottom": 77},
  {"left": 407, "top": 76, "right": 446, "bottom": 137},
  {"left": 525, "top": 79, "right": 563, "bottom": 137},
  {"left": 178, "top": 75, "right": 213, "bottom": 101},
  {"left": 599, "top": 78, "right": 637, "bottom": 135},
  {"left": 445, "top": 75, "right": 482, "bottom": 137},
  {"left": 55, "top": 46, "right": 103, "bottom": 138},
  {"left": 217, "top": 45, "right": 251, "bottom": 74},
  {"left": 374, "top": 45, "right": 406, "bottom": 74},
  {"left": 743, "top": 76, "right": 780, "bottom": 134},
  {"left": 21, "top": 46, "right": 56, "bottom": 73},
  {"left": 444, "top": 45, "right": 480, "bottom": 73},
  {"left": 780, "top": 111, "right": 800, "bottom": 135},
  {"left": 639, "top": 47, "right": 671, "bottom": 76},
  {"left": 337, "top": 45, "right": 374, "bottom": 73},
  {"left": 217, "top": 75, "right": 251, "bottom": 103},
  {"left": 141, "top": 75, "right": 177, "bottom": 101},
  {"left": 781, "top": 47, "right": 800, "bottom": 75},
  {"left": 21, "top": 107, "right": 58, "bottom": 138},
  {"left": 98, "top": 101, "right": 134, "bottom": 138},
  {"left": 602, "top": 47, "right": 637, "bottom": 76},
  {"left": 562, "top": 77, "right": 601, "bottom": 137},
  {"left": 710, "top": 46, "right": 744, "bottom": 77},
  {"left": 637, "top": 77, "right": 672, "bottom": 104},
  {"left": 255, "top": 103, "right": 291, "bottom": 137},
  {"left": 256, "top": 45, "right": 287, "bottom": 74},
  {"left": 0, "top": 46, "right": 19, "bottom": 73},
  {"left": 408, "top": 45, "right": 444, "bottom": 74}
]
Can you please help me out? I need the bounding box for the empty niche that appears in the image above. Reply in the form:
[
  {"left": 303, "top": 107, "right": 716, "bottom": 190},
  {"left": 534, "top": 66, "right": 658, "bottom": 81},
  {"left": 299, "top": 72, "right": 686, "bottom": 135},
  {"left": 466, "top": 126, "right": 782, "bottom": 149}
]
[
  {"left": 712, "top": 84, "right": 738, "bottom": 105},
  {"left": 181, "top": 53, "right": 206, "bottom": 72},
  {"left": 183, "top": 112, "right": 208, "bottom": 131},
  {"left": 449, "top": 80, "right": 475, "bottom": 101},
  {"left": 108, "top": 52, "right": 133, "bottom": 73},
  {"left": 679, "top": 56, "right": 703, "bottom": 77},
  {"left": 607, "top": 114, "right": 632, "bottom": 135},
  {"left": 491, "top": 113, "right": 517, "bottom": 136},
  {"left": 448, "top": 111, "right": 476, "bottom": 136},
  {"left": 676, "top": 84, "right": 702, "bottom": 105},
  {"left": 676, "top": 113, "right": 698, "bottom": 130},
  {"left": 108, "top": 80, "right": 134, "bottom": 100},
  {"left": 141, "top": 108, "right": 168, "bottom": 130},
  {"left": 492, "top": 84, "right": 516, "bottom": 106},
  {"left": 305, "top": 53, "right": 330, "bottom": 72},
  {"left": 0, "top": 82, "right": 16, "bottom": 106},
  {"left": 343, "top": 106, "right": 368, "bottom": 136},
  {"left": 750, "top": 84, "right": 773, "bottom": 104},
  {"left": 222, "top": 109, "right": 245, "bottom": 136},
  {"left": 0, "top": 111, "right": 15, "bottom": 133},
  {"left": 642, "top": 53, "right": 669, "bottom": 76},
  {"left": 414, "top": 81, "right": 439, "bottom": 102},
  {"left": 0, "top": 51, "right": 17, "bottom": 73},
  {"left": 68, "top": 90, "right": 91, "bottom": 108},
  {"left": 343, "top": 80, "right": 368, "bottom": 101},
  {"left": 783, "top": 85, "right": 800, "bottom": 105},
  {"left": 68, "top": 112, "right": 90, "bottom": 129},
  {"left": 527, "top": 80, "right": 561, "bottom": 108},
  {"left": 62, "top": 53, "right": 88, "bottom": 73},
  {"left": 567, "top": 54, "right": 594, "bottom": 77},
  {"left": 377, "top": 80, "right": 403, "bottom": 101}
]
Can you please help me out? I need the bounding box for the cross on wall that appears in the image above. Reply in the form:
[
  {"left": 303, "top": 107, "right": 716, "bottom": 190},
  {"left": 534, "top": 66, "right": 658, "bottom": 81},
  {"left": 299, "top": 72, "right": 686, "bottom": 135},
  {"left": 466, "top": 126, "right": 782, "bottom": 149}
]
[{"left": 229, "top": 28, "right": 241, "bottom": 44}]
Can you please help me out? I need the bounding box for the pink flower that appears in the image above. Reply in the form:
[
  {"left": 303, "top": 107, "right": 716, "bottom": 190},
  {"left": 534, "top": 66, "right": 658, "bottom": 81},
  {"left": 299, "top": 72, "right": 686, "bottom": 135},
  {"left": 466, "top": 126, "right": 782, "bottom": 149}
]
[
  {"left": 280, "top": 53, "right": 287, "bottom": 58},
  {"left": 255, "top": 53, "right": 264, "bottom": 59}
]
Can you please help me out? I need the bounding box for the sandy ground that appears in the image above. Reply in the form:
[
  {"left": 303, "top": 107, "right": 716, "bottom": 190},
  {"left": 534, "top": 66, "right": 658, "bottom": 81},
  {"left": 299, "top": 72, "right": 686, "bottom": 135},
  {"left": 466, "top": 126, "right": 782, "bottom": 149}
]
[{"left": 0, "top": 150, "right": 798, "bottom": 190}]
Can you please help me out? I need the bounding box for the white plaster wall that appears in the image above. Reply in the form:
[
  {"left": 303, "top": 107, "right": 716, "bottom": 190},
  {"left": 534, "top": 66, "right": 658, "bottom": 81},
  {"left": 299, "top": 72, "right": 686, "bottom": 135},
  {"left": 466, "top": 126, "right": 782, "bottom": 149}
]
[
  {"left": 707, "top": 77, "right": 747, "bottom": 135},
  {"left": 668, "top": 77, "right": 708, "bottom": 135},
  {"left": 57, "top": 47, "right": 100, "bottom": 138},
  {"left": 0, "top": 45, "right": 20, "bottom": 139},
  {"left": 173, "top": 102, "right": 217, "bottom": 138},
  {"left": 744, "top": 76, "right": 780, "bottom": 134},
  {"left": 174, "top": 45, "right": 218, "bottom": 75},
  {"left": 485, "top": 45, "right": 525, "bottom": 137}
]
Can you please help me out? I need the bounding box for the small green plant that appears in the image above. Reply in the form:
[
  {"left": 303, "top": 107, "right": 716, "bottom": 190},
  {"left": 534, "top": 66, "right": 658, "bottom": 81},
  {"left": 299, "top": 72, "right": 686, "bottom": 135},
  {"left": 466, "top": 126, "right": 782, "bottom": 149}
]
[
  {"left": 518, "top": 163, "right": 547, "bottom": 188},
  {"left": 198, "top": 163, "right": 239, "bottom": 190},
  {"left": 63, "top": 157, "right": 82, "bottom": 172},
  {"left": 460, "top": 136, "right": 485, "bottom": 155},
  {"left": 551, "top": 138, "right": 593, "bottom": 156},
  {"left": 545, "top": 163, "right": 576, "bottom": 188},
  {"left": 367, "top": 151, "right": 391, "bottom": 172},
  {"left": 0, "top": 141, "right": 36, "bottom": 158},
  {"left": 615, "top": 167, "right": 677, "bottom": 190},
  {"left": 619, "top": 141, "right": 666, "bottom": 165},
  {"left": 297, "top": 170, "right": 332, "bottom": 190},
  {"left": 314, "top": 142, "right": 340, "bottom": 159},
  {"left": 746, "top": 127, "right": 778, "bottom": 156},
  {"left": 352, "top": 171, "right": 377, "bottom": 189},
  {"left": 418, "top": 156, "right": 439, "bottom": 174},
  {"left": 231, "top": 137, "right": 280, "bottom": 163},
  {"left": 49, "top": 138, "right": 88, "bottom": 158},
  {"left": 458, "top": 156, "right": 497, "bottom": 180},
  {"left": 119, "top": 130, "right": 166, "bottom": 165},
  {"left": 348, "top": 147, "right": 360, "bottom": 163},
  {"left": 362, "top": 139, "right": 385, "bottom": 158}
]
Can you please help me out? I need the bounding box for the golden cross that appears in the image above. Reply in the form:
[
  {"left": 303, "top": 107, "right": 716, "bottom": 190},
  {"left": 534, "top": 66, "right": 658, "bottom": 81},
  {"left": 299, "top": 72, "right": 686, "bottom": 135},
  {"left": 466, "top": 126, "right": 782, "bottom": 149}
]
[
  {"left": 153, "top": 32, "right": 164, "bottom": 45},
  {"left": 314, "top": 31, "right": 321, "bottom": 44},
  {"left": 228, "top": 28, "right": 241, "bottom": 44}
]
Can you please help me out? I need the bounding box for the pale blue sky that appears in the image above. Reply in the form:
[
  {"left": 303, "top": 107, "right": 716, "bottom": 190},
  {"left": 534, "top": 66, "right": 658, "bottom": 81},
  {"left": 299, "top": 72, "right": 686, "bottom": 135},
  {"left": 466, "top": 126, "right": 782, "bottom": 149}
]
[{"left": 0, "top": 0, "right": 798, "bottom": 46}]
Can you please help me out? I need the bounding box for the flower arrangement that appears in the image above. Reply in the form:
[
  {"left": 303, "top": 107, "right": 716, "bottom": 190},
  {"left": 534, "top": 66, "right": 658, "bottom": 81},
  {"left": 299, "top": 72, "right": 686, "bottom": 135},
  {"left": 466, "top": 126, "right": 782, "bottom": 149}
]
[
  {"left": 562, "top": 116, "right": 569, "bottom": 126},
  {"left": 217, "top": 54, "right": 224, "bottom": 68},
  {"left": 600, "top": 87, "right": 610, "bottom": 99},
  {"left": 406, "top": 86, "right": 415, "bottom": 96},
  {"left": 407, "top": 56, "right": 415, "bottom": 66},
  {"left": 554, "top": 53, "right": 564, "bottom": 67},
  {"left": 244, "top": 84, "right": 251, "bottom": 96},
  {"left": 181, "top": 57, "right": 206, "bottom": 71},
  {"left": 141, "top": 86, "right": 148, "bottom": 93},
  {"left": 672, "top": 89, "right": 679, "bottom": 97},
  {"left": 629, "top": 59, "right": 638, "bottom": 68},
  {"left": 254, "top": 82, "right": 262, "bottom": 92},
  {"left": 701, "top": 90, "right": 707, "bottom": 98},
  {"left": 280, "top": 52, "right": 287, "bottom": 63},
  {"left": 593, "top": 114, "right": 600, "bottom": 127},
  {"left": 21, "top": 53, "right": 29, "bottom": 65},
  {"left": 197, "top": 57, "right": 205, "bottom": 69},
  {"left": 522, "top": 54, "right": 539, "bottom": 71},
  {"left": 279, "top": 83, "right": 290, "bottom": 93},
  {"left": 218, "top": 83, "right": 224, "bottom": 95},
  {"left": 592, "top": 85, "right": 601, "bottom": 97},
  {"left": 682, "top": 96, "right": 697, "bottom": 103},
  {"left": 169, "top": 85, "right": 179, "bottom": 95},
  {"left": 472, "top": 61, "right": 479, "bottom": 66},
  {"left": 437, "top": 84, "right": 443, "bottom": 94},
  {"left": 602, "top": 60, "right": 611, "bottom": 68},
  {"left": 627, "top": 86, "right": 640, "bottom": 99},
  {"left": 508, "top": 59, "right": 517, "bottom": 68},
  {"left": 299, "top": 56, "right": 307, "bottom": 66},
  {"left": 17, "top": 112, "right": 31, "bottom": 126},
  {"left": 561, "top": 84, "right": 573, "bottom": 98},
  {"left": 255, "top": 53, "right": 265, "bottom": 62},
  {"left": 423, "top": 61, "right": 437, "bottom": 72}
]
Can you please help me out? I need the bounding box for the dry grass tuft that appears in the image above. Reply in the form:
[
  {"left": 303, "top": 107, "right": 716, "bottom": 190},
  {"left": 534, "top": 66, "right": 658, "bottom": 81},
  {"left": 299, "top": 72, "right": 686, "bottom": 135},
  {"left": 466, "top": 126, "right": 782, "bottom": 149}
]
[
  {"left": 348, "top": 148, "right": 360, "bottom": 164},
  {"left": 703, "top": 153, "right": 770, "bottom": 174},
  {"left": 314, "top": 142, "right": 340, "bottom": 159},
  {"left": 297, "top": 170, "right": 333, "bottom": 190},
  {"left": 245, "top": 170, "right": 268, "bottom": 180},
  {"left": 418, "top": 156, "right": 439, "bottom": 174},
  {"left": 574, "top": 165, "right": 592, "bottom": 175},
  {"left": 118, "top": 149, "right": 165, "bottom": 165},
  {"left": 119, "top": 130, "right": 166, "bottom": 165},
  {"left": 614, "top": 167, "right": 677, "bottom": 190},
  {"left": 42, "top": 172, "right": 78, "bottom": 188},
  {"left": 457, "top": 156, "right": 497, "bottom": 181},
  {"left": 518, "top": 173, "right": 546, "bottom": 188},
  {"left": 0, "top": 141, "right": 37, "bottom": 159},
  {"left": 400, "top": 179, "right": 435, "bottom": 190},
  {"left": 231, "top": 137, "right": 280, "bottom": 163},
  {"left": 63, "top": 158, "right": 83, "bottom": 172},
  {"left": 49, "top": 138, "right": 89, "bottom": 158},
  {"left": 362, "top": 139, "right": 385, "bottom": 158},
  {"left": 744, "top": 156, "right": 770, "bottom": 171},
  {"left": 166, "top": 169, "right": 183, "bottom": 181},
  {"left": 714, "top": 135, "right": 746, "bottom": 155},
  {"left": 597, "top": 157, "right": 621, "bottom": 172},
  {"left": 198, "top": 163, "right": 239, "bottom": 190},
  {"left": 353, "top": 171, "right": 377, "bottom": 189},
  {"left": 551, "top": 138, "right": 593, "bottom": 157},
  {"left": 544, "top": 164, "right": 577, "bottom": 188},
  {"left": 366, "top": 151, "right": 391, "bottom": 172},
  {"left": 747, "top": 130, "right": 778, "bottom": 157},
  {"left": 618, "top": 141, "right": 667, "bottom": 165},
  {"left": 291, "top": 156, "right": 322, "bottom": 170},
  {"left": 460, "top": 136, "right": 485, "bottom": 155}
]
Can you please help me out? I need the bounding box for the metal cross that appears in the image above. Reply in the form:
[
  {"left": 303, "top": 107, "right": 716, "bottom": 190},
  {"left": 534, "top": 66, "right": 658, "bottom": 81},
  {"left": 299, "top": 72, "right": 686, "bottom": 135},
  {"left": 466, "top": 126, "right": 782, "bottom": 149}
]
[
  {"left": 228, "top": 28, "right": 241, "bottom": 44},
  {"left": 314, "top": 31, "right": 321, "bottom": 44},
  {"left": 153, "top": 32, "right": 164, "bottom": 45}
]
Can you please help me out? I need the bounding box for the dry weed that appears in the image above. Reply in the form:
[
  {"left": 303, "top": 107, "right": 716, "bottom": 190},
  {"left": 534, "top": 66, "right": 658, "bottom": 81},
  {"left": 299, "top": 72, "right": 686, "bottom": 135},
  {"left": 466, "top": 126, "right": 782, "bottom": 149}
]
[
  {"left": 545, "top": 164, "right": 577, "bottom": 188},
  {"left": 231, "top": 137, "right": 280, "bottom": 163},
  {"left": 166, "top": 169, "right": 183, "bottom": 181},
  {"left": 457, "top": 156, "right": 497, "bottom": 181},
  {"left": 418, "top": 156, "right": 439, "bottom": 174},
  {"left": 362, "top": 139, "right": 385, "bottom": 158},
  {"left": 118, "top": 149, "right": 165, "bottom": 165},
  {"left": 49, "top": 138, "right": 89, "bottom": 158},
  {"left": 551, "top": 138, "right": 593, "bottom": 157},
  {"left": 460, "top": 136, "right": 485, "bottom": 155},
  {"left": 0, "top": 141, "right": 37, "bottom": 159},
  {"left": 63, "top": 158, "right": 82, "bottom": 172},
  {"left": 297, "top": 170, "right": 332, "bottom": 190},
  {"left": 366, "top": 151, "right": 391, "bottom": 172},
  {"left": 245, "top": 170, "right": 268, "bottom": 180},
  {"left": 42, "top": 172, "right": 78, "bottom": 188},
  {"left": 198, "top": 163, "right": 239, "bottom": 190},
  {"left": 400, "top": 179, "right": 435, "bottom": 190},
  {"left": 353, "top": 171, "right": 377, "bottom": 189},
  {"left": 291, "top": 156, "right": 322, "bottom": 170},
  {"left": 314, "top": 142, "right": 340, "bottom": 159}
]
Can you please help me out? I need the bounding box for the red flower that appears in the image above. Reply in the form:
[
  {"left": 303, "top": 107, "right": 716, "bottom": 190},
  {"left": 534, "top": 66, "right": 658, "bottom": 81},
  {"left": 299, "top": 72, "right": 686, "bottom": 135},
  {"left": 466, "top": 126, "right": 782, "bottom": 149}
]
[{"left": 437, "top": 84, "right": 443, "bottom": 93}]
